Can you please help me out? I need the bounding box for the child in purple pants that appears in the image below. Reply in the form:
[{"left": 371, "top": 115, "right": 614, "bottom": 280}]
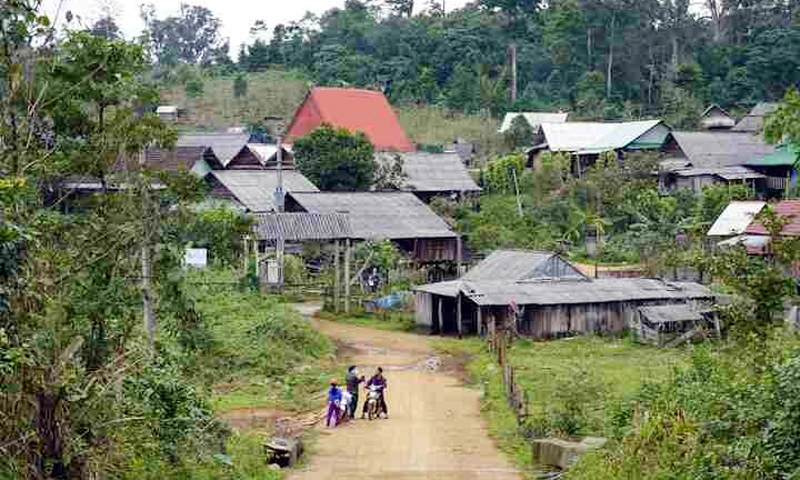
[{"left": 326, "top": 379, "right": 342, "bottom": 428}]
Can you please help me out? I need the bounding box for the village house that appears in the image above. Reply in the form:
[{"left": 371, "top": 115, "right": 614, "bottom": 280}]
[
  {"left": 526, "top": 120, "right": 670, "bottom": 174},
  {"left": 698, "top": 104, "right": 735, "bottom": 130},
  {"left": 744, "top": 144, "right": 798, "bottom": 194},
  {"left": 374, "top": 151, "right": 481, "bottom": 202},
  {"left": 225, "top": 143, "right": 294, "bottom": 170},
  {"left": 414, "top": 250, "right": 712, "bottom": 337},
  {"left": 285, "top": 87, "right": 414, "bottom": 152},
  {"left": 207, "top": 170, "right": 319, "bottom": 213},
  {"left": 176, "top": 132, "right": 251, "bottom": 167},
  {"left": 286, "top": 191, "right": 460, "bottom": 268},
  {"left": 658, "top": 131, "right": 774, "bottom": 194},
  {"left": 707, "top": 201, "right": 766, "bottom": 240},
  {"left": 732, "top": 102, "right": 779, "bottom": 133}
]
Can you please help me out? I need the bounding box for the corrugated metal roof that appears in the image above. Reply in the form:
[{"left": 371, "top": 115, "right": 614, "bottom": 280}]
[
  {"left": 746, "top": 144, "right": 798, "bottom": 167},
  {"left": 672, "top": 166, "right": 765, "bottom": 180},
  {"left": 157, "top": 105, "right": 178, "bottom": 114},
  {"left": 177, "top": 133, "right": 250, "bottom": 166},
  {"left": 211, "top": 170, "right": 319, "bottom": 212},
  {"left": 670, "top": 131, "right": 777, "bottom": 168},
  {"left": 746, "top": 200, "right": 800, "bottom": 237},
  {"left": 707, "top": 201, "right": 766, "bottom": 237},
  {"left": 416, "top": 277, "right": 712, "bottom": 306},
  {"left": 464, "top": 278, "right": 712, "bottom": 306},
  {"left": 717, "top": 234, "right": 771, "bottom": 254},
  {"left": 252, "top": 213, "right": 352, "bottom": 241},
  {"left": 498, "top": 112, "right": 568, "bottom": 133},
  {"left": 461, "top": 250, "right": 585, "bottom": 282},
  {"left": 541, "top": 120, "right": 662, "bottom": 153},
  {"left": 289, "top": 191, "right": 456, "bottom": 240},
  {"left": 732, "top": 102, "right": 779, "bottom": 133},
  {"left": 374, "top": 151, "right": 481, "bottom": 193},
  {"left": 247, "top": 143, "right": 293, "bottom": 165},
  {"left": 638, "top": 304, "right": 704, "bottom": 324}
]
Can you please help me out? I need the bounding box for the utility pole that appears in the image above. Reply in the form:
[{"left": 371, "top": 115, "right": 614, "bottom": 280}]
[
  {"left": 265, "top": 116, "right": 286, "bottom": 288},
  {"left": 139, "top": 147, "right": 156, "bottom": 352},
  {"left": 509, "top": 44, "right": 517, "bottom": 102}
]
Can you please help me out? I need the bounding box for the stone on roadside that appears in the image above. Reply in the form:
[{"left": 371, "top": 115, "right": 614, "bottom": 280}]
[{"left": 532, "top": 436, "right": 607, "bottom": 469}]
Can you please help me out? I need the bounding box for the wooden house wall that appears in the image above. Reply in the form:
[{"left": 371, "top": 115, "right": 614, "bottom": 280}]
[
  {"left": 415, "top": 292, "right": 433, "bottom": 328},
  {"left": 226, "top": 148, "right": 267, "bottom": 170},
  {"left": 408, "top": 238, "right": 458, "bottom": 262}
]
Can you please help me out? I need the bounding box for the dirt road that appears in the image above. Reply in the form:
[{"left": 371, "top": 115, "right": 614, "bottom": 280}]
[{"left": 288, "top": 320, "right": 520, "bottom": 480}]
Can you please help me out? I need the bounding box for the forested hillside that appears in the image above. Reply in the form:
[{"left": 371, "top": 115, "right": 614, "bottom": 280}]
[{"left": 189, "top": 0, "right": 800, "bottom": 125}]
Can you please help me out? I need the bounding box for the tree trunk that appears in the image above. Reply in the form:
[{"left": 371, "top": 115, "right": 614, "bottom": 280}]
[
  {"left": 587, "top": 27, "right": 593, "bottom": 70},
  {"left": 35, "top": 391, "right": 68, "bottom": 479},
  {"left": 606, "top": 13, "right": 616, "bottom": 100},
  {"left": 669, "top": 34, "right": 679, "bottom": 80}
]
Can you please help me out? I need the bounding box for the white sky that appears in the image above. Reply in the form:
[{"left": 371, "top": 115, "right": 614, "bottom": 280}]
[{"left": 44, "top": 0, "right": 473, "bottom": 54}]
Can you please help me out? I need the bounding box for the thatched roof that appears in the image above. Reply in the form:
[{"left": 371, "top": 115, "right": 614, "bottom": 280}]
[
  {"left": 732, "top": 102, "right": 779, "bottom": 133},
  {"left": 374, "top": 151, "right": 480, "bottom": 193},
  {"left": 289, "top": 191, "right": 456, "bottom": 240},
  {"left": 252, "top": 213, "right": 352, "bottom": 241},
  {"left": 210, "top": 170, "right": 319, "bottom": 212},
  {"left": 669, "top": 131, "right": 777, "bottom": 168}
]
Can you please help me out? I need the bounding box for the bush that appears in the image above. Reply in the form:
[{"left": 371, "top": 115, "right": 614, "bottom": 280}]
[
  {"left": 232, "top": 73, "right": 248, "bottom": 99},
  {"left": 185, "top": 77, "right": 205, "bottom": 98},
  {"left": 484, "top": 153, "right": 525, "bottom": 193}
]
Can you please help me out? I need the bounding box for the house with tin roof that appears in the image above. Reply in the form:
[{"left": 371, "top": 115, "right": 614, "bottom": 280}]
[
  {"left": 285, "top": 87, "right": 414, "bottom": 152},
  {"left": 413, "top": 249, "right": 713, "bottom": 336},
  {"left": 498, "top": 112, "right": 568, "bottom": 133},
  {"left": 373, "top": 151, "right": 481, "bottom": 202},
  {"left": 207, "top": 170, "right": 319, "bottom": 213}
]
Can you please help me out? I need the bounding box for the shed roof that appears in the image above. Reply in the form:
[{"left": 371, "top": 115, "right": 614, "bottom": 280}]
[
  {"left": 707, "top": 201, "right": 766, "bottom": 237},
  {"left": 732, "top": 102, "right": 779, "bottom": 133},
  {"left": 374, "top": 151, "right": 480, "bottom": 193},
  {"left": 252, "top": 213, "right": 352, "bottom": 241},
  {"left": 211, "top": 170, "right": 319, "bottom": 212},
  {"left": 699, "top": 104, "right": 735, "bottom": 129},
  {"left": 540, "top": 120, "right": 663, "bottom": 153},
  {"left": 416, "top": 278, "right": 712, "bottom": 306},
  {"left": 177, "top": 132, "right": 250, "bottom": 166},
  {"left": 156, "top": 105, "right": 178, "bottom": 114},
  {"left": 461, "top": 250, "right": 585, "bottom": 282},
  {"left": 499, "top": 112, "right": 568, "bottom": 133},
  {"left": 638, "top": 304, "right": 705, "bottom": 324},
  {"left": 289, "top": 191, "right": 456, "bottom": 240},
  {"left": 286, "top": 87, "right": 413, "bottom": 152},
  {"left": 745, "top": 200, "right": 800, "bottom": 236},
  {"left": 669, "top": 131, "right": 777, "bottom": 168}
]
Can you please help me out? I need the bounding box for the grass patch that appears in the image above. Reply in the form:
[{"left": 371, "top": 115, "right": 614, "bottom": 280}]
[
  {"left": 185, "top": 269, "right": 336, "bottom": 414},
  {"left": 508, "top": 336, "right": 688, "bottom": 436},
  {"left": 434, "top": 335, "right": 687, "bottom": 477},
  {"left": 315, "top": 310, "right": 418, "bottom": 332}
]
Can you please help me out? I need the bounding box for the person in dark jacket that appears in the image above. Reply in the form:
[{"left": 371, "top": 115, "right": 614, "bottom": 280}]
[
  {"left": 362, "top": 367, "right": 388, "bottom": 418},
  {"left": 345, "top": 365, "right": 365, "bottom": 419}
]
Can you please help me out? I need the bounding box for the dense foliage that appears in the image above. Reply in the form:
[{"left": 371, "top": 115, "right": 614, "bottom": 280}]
[
  {"left": 293, "top": 124, "right": 376, "bottom": 190},
  {"left": 209, "top": 0, "right": 800, "bottom": 121}
]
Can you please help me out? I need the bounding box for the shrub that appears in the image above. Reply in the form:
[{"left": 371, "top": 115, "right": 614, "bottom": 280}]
[{"left": 185, "top": 77, "right": 205, "bottom": 98}]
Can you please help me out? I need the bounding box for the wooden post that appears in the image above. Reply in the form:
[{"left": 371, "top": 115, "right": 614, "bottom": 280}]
[
  {"left": 243, "top": 235, "right": 250, "bottom": 276},
  {"left": 253, "top": 238, "right": 260, "bottom": 279},
  {"left": 477, "top": 306, "right": 483, "bottom": 337},
  {"left": 456, "top": 235, "right": 462, "bottom": 277},
  {"left": 344, "top": 239, "right": 351, "bottom": 313},
  {"left": 333, "top": 241, "right": 340, "bottom": 313},
  {"left": 456, "top": 290, "right": 463, "bottom": 339},
  {"left": 437, "top": 297, "right": 443, "bottom": 335}
]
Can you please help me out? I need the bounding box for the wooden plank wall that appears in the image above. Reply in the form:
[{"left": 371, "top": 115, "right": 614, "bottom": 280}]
[{"left": 415, "top": 292, "right": 433, "bottom": 328}]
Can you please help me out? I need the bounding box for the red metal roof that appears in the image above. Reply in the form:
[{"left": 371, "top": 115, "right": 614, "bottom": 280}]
[
  {"left": 745, "top": 200, "right": 800, "bottom": 236},
  {"left": 286, "top": 87, "right": 414, "bottom": 152}
]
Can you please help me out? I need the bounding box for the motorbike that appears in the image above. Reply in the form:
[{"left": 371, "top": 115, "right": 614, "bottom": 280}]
[{"left": 365, "top": 385, "right": 384, "bottom": 420}]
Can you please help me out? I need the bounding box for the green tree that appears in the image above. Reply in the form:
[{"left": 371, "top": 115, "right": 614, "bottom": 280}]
[
  {"left": 293, "top": 124, "right": 376, "bottom": 190},
  {"left": 504, "top": 115, "right": 535, "bottom": 149},
  {"left": 140, "top": 3, "right": 223, "bottom": 65},
  {"left": 233, "top": 72, "right": 248, "bottom": 98},
  {"left": 185, "top": 76, "right": 205, "bottom": 98}
]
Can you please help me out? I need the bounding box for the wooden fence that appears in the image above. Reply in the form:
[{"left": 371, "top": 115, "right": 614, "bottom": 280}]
[{"left": 487, "top": 318, "right": 529, "bottom": 426}]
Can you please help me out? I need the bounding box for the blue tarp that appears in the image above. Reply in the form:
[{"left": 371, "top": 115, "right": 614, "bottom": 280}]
[{"left": 373, "top": 293, "right": 403, "bottom": 310}]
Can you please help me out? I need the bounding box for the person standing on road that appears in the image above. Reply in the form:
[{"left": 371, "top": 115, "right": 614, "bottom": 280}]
[
  {"left": 326, "top": 379, "right": 342, "bottom": 428},
  {"left": 345, "top": 365, "right": 365, "bottom": 419}
]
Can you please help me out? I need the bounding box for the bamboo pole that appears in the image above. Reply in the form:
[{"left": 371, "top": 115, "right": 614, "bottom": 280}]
[
  {"left": 333, "top": 241, "right": 340, "bottom": 313},
  {"left": 344, "top": 239, "right": 351, "bottom": 313}
]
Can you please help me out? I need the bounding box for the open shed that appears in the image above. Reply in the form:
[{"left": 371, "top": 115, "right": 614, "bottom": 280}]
[{"left": 632, "top": 304, "right": 715, "bottom": 346}]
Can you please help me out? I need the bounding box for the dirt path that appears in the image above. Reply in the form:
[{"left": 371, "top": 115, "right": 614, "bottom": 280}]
[{"left": 289, "top": 320, "right": 520, "bottom": 480}]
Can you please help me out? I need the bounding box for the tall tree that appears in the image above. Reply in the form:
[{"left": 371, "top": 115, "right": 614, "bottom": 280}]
[
  {"left": 140, "top": 3, "right": 223, "bottom": 65},
  {"left": 293, "top": 125, "right": 375, "bottom": 191}
]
